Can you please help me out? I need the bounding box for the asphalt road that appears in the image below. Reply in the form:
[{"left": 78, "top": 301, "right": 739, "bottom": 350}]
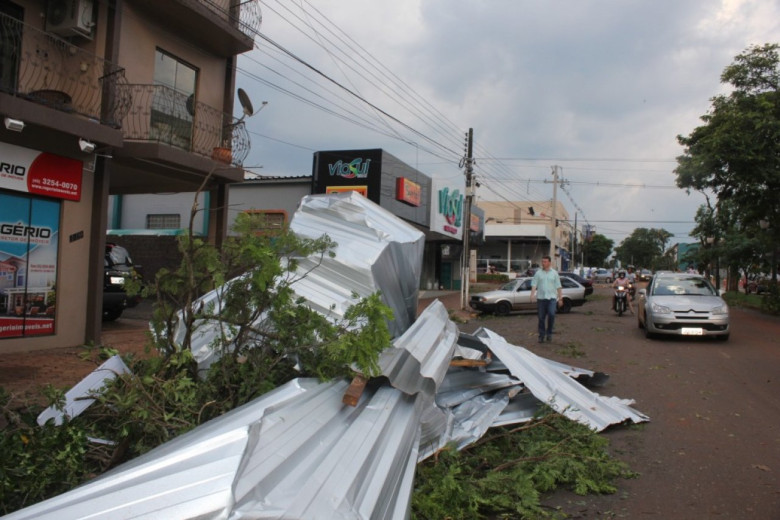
[
  {"left": 461, "top": 284, "right": 780, "bottom": 518},
  {"left": 3, "top": 285, "right": 778, "bottom": 518}
]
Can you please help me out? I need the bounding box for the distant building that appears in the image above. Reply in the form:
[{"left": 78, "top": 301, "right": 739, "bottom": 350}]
[{"left": 475, "top": 200, "right": 571, "bottom": 274}]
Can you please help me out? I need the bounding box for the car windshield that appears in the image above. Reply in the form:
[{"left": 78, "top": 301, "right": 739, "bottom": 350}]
[
  {"left": 652, "top": 277, "right": 715, "bottom": 296},
  {"left": 500, "top": 280, "right": 520, "bottom": 291}
]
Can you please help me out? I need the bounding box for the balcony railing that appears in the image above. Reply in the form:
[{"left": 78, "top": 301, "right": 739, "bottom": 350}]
[
  {"left": 196, "top": 0, "right": 262, "bottom": 39},
  {"left": 120, "top": 84, "right": 250, "bottom": 167},
  {"left": 0, "top": 12, "right": 131, "bottom": 127}
]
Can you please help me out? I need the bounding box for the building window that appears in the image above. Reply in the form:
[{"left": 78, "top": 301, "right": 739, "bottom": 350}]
[
  {"left": 146, "top": 214, "right": 181, "bottom": 229},
  {"left": 242, "top": 210, "right": 287, "bottom": 233},
  {"left": 150, "top": 49, "right": 198, "bottom": 150}
]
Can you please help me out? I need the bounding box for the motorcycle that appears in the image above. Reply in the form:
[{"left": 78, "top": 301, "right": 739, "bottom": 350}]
[
  {"left": 613, "top": 284, "right": 629, "bottom": 316},
  {"left": 628, "top": 280, "right": 635, "bottom": 300}
]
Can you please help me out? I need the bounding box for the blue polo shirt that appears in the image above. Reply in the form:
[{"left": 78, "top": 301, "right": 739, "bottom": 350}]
[{"left": 532, "top": 268, "right": 562, "bottom": 300}]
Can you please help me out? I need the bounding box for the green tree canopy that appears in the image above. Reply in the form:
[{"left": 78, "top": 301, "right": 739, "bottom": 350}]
[
  {"left": 675, "top": 43, "right": 780, "bottom": 233},
  {"left": 582, "top": 233, "right": 613, "bottom": 267},
  {"left": 614, "top": 228, "right": 674, "bottom": 270},
  {"left": 676, "top": 43, "right": 780, "bottom": 282}
]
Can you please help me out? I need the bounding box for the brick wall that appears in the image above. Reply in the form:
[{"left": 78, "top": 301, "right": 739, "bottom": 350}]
[{"left": 105, "top": 235, "right": 183, "bottom": 281}]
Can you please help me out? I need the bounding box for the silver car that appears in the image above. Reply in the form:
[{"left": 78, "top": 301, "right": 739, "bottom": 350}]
[
  {"left": 591, "top": 268, "right": 613, "bottom": 283},
  {"left": 637, "top": 273, "right": 729, "bottom": 340},
  {"left": 470, "top": 276, "right": 587, "bottom": 316}
]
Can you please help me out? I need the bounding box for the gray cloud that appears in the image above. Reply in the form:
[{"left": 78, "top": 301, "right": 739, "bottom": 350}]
[{"left": 238, "top": 0, "right": 779, "bottom": 245}]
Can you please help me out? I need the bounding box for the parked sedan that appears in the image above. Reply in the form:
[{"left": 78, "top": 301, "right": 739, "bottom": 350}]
[
  {"left": 637, "top": 273, "right": 729, "bottom": 340},
  {"left": 560, "top": 271, "right": 594, "bottom": 296},
  {"left": 470, "top": 276, "right": 587, "bottom": 316},
  {"left": 591, "top": 268, "right": 613, "bottom": 283}
]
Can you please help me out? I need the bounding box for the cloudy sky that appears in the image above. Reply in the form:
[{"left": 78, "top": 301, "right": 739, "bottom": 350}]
[{"left": 235, "top": 0, "right": 780, "bottom": 246}]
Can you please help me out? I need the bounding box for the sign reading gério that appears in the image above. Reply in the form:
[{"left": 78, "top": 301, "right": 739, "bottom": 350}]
[
  {"left": 430, "top": 177, "right": 465, "bottom": 239},
  {"left": 0, "top": 142, "right": 82, "bottom": 201},
  {"left": 396, "top": 177, "right": 421, "bottom": 206}
]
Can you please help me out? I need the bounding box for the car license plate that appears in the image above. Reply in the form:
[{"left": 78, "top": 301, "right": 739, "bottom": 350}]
[{"left": 681, "top": 327, "right": 703, "bottom": 336}]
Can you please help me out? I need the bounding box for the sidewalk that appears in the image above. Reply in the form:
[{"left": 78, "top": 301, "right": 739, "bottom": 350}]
[{"left": 1, "top": 291, "right": 475, "bottom": 406}]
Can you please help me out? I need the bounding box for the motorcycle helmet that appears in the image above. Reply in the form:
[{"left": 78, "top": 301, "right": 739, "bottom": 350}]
[{"left": 618, "top": 270, "right": 626, "bottom": 278}]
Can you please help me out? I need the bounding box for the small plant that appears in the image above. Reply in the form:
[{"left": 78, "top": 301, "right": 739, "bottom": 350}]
[
  {"left": 558, "top": 342, "right": 586, "bottom": 358},
  {"left": 412, "top": 410, "right": 634, "bottom": 519}
]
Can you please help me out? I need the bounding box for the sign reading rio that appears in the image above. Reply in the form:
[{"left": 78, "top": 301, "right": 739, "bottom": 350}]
[
  {"left": 328, "top": 158, "right": 371, "bottom": 179},
  {"left": 438, "top": 187, "right": 463, "bottom": 235}
]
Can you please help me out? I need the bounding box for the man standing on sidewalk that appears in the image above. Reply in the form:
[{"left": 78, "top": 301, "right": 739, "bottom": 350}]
[{"left": 530, "top": 255, "right": 563, "bottom": 343}]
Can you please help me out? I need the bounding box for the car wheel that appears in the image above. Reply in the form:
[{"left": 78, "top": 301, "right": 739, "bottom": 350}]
[
  {"left": 560, "top": 298, "right": 572, "bottom": 314},
  {"left": 495, "top": 301, "right": 511, "bottom": 316},
  {"left": 102, "top": 307, "right": 123, "bottom": 322},
  {"left": 643, "top": 313, "right": 655, "bottom": 339},
  {"left": 606, "top": 277, "right": 612, "bottom": 284}
]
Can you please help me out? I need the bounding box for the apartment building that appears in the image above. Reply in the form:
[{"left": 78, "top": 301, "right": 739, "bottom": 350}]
[{"left": 0, "top": 0, "right": 260, "bottom": 352}]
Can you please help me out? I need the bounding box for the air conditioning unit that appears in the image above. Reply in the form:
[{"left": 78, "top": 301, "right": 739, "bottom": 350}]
[{"left": 46, "top": 0, "right": 94, "bottom": 39}]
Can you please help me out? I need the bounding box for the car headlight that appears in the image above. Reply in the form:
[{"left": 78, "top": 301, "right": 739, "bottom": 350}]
[
  {"left": 472, "top": 296, "right": 485, "bottom": 302},
  {"left": 711, "top": 305, "right": 728, "bottom": 315},
  {"left": 650, "top": 302, "right": 671, "bottom": 314},
  {"left": 110, "top": 276, "right": 126, "bottom": 285}
]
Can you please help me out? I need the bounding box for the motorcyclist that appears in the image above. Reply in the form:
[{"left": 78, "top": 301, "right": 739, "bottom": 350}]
[{"left": 612, "top": 270, "right": 635, "bottom": 314}]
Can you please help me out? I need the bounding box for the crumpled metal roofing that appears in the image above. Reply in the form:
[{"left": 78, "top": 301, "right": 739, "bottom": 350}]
[
  {"left": 171, "top": 192, "right": 425, "bottom": 371},
  {"left": 7, "top": 379, "right": 424, "bottom": 520},
  {"left": 471, "top": 327, "right": 650, "bottom": 431},
  {"left": 36, "top": 355, "right": 130, "bottom": 426},
  {"left": 288, "top": 193, "right": 425, "bottom": 337},
  {"left": 8, "top": 194, "right": 649, "bottom": 520}
]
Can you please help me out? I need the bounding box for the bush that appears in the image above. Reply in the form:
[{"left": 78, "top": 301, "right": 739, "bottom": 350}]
[{"left": 477, "top": 273, "right": 510, "bottom": 284}]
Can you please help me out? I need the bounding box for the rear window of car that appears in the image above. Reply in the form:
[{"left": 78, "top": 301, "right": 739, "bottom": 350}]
[{"left": 106, "top": 245, "right": 133, "bottom": 267}]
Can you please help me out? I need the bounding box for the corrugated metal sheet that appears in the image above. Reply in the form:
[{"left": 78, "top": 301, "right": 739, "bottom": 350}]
[
  {"left": 289, "top": 193, "right": 425, "bottom": 337},
  {"left": 472, "top": 327, "right": 649, "bottom": 431},
  {"left": 170, "top": 192, "right": 425, "bottom": 372},
  {"left": 37, "top": 355, "right": 130, "bottom": 426},
  {"left": 6, "top": 379, "right": 425, "bottom": 520},
  {"left": 377, "top": 300, "right": 459, "bottom": 396}
]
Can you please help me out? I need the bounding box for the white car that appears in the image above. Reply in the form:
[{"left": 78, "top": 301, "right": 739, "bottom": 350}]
[
  {"left": 637, "top": 273, "right": 729, "bottom": 340},
  {"left": 470, "top": 276, "right": 588, "bottom": 316}
]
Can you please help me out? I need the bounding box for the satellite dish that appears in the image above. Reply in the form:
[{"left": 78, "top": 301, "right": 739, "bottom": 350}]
[{"left": 237, "top": 88, "right": 254, "bottom": 120}]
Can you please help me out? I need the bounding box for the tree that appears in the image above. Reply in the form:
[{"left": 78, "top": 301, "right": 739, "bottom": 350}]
[
  {"left": 614, "top": 228, "right": 674, "bottom": 270},
  {"left": 582, "top": 233, "right": 613, "bottom": 267},
  {"left": 675, "top": 43, "right": 780, "bottom": 282}
]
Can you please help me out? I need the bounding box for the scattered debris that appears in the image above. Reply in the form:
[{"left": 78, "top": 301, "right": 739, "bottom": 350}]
[{"left": 8, "top": 193, "right": 649, "bottom": 520}]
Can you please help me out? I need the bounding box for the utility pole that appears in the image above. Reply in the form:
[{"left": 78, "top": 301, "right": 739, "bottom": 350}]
[
  {"left": 461, "top": 128, "right": 474, "bottom": 310},
  {"left": 550, "top": 165, "right": 560, "bottom": 268},
  {"left": 573, "top": 212, "right": 578, "bottom": 272}
]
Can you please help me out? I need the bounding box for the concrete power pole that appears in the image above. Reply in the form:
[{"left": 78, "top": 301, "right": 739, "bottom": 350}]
[
  {"left": 461, "top": 128, "right": 474, "bottom": 310},
  {"left": 550, "top": 165, "right": 559, "bottom": 268}
]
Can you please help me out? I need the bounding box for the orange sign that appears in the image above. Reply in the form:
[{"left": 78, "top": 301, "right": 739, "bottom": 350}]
[
  {"left": 326, "top": 185, "right": 368, "bottom": 197},
  {"left": 396, "top": 177, "right": 421, "bottom": 206},
  {"left": 470, "top": 213, "right": 480, "bottom": 232}
]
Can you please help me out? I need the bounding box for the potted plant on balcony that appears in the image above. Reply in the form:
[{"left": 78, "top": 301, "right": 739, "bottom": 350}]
[{"left": 212, "top": 145, "right": 232, "bottom": 164}]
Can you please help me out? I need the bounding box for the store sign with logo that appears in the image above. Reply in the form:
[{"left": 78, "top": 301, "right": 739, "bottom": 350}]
[
  {"left": 430, "top": 177, "right": 464, "bottom": 239},
  {"left": 395, "top": 177, "right": 421, "bottom": 206},
  {"left": 328, "top": 157, "right": 371, "bottom": 179},
  {"left": 313, "top": 149, "right": 383, "bottom": 203},
  {"left": 0, "top": 142, "right": 83, "bottom": 201}
]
